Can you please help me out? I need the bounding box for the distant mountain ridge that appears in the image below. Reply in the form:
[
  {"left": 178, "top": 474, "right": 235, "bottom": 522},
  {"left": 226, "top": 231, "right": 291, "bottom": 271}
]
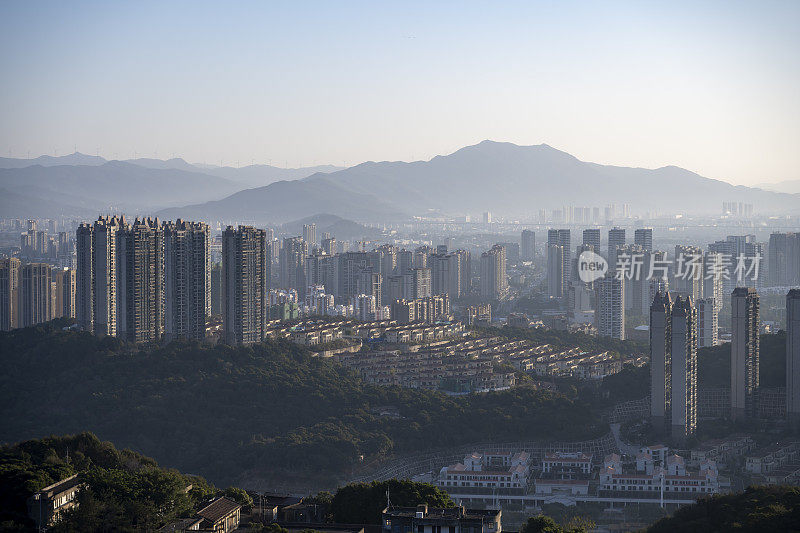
[
  {"left": 165, "top": 140, "right": 797, "bottom": 223},
  {"left": 0, "top": 154, "right": 345, "bottom": 217},
  {"left": 4, "top": 143, "right": 798, "bottom": 222},
  {"left": 0, "top": 161, "right": 242, "bottom": 216},
  {"left": 0, "top": 152, "right": 106, "bottom": 168},
  {"left": 292, "top": 140, "right": 800, "bottom": 216},
  {"left": 157, "top": 176, "right": 404, "bottom": 225}
]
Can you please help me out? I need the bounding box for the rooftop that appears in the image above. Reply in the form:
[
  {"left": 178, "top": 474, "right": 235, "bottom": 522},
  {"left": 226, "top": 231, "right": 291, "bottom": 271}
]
[{"left": 197, "top": 497, "right": 241, "bottom": 524}]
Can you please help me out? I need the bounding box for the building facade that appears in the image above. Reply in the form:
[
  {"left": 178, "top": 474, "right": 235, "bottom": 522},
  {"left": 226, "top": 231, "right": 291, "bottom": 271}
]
[
  {"left": 731, "top": 287, "right": 760, "bottom": 420},
  {"left": 222, "top": 225, "right": 268, "bottom": 345},
  {"left": 787, "top": 289, "right": 800, "bottom": 427}
]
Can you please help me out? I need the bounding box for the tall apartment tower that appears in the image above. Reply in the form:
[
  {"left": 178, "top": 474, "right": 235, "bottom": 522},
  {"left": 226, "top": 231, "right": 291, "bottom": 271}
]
[
  {"left": 164, "top": 220, "right": 210, "bottom": 341},
  {"left": 547, "top": 229, "right": 570, "bottom": 298},
  {"left": 703, "top": 251, "right": 724, "bottom": 314},
  {"left": 52, "top": 268, "right": 76, "bottom": 319},
  {"left": 279, "top": 237, "right": 308, "bottom": 293},
  {"left": 302, "top": 223, "right": 317, "bottom": 248},
  {"left": 768, "top": 232, "right": 800, "bottom": 287},
  {"left": 521, "top": 230, "right": 535, "bottom": 261},
  {"left": 356, "top": 269, "right": 382, "bottom": 308},
  {"left": 650, "top": 292, "right": 697, "bottom": 444},
  {"left": 634, "top": 228, "right": 653, "bottom": 252},
  {"left": 409, "top": 267, "right": 432, "bottom": 299},
  {"left": 673, "top": 245, "right": 704, "bottom": 301},
  {"left": 455, "top": 249, "right": 471, "bottom": 296},
  {"left": 76, "top": 215, "right": 123, "bottom": 336},
  {"left": 582, "top": 228, "right": 601, "bottom": 250},
  {"left": 0, "top": 258, "right": 20, "bottom": 330},
  {"left": 650, "top": 292, "right": 673, "bottom": 436},
  {"left": 547, "top": 245, "right": 565, "bottom": 298},
  {"left": 222, "top": 225, "right": 267, "bottom": 345},
  {"left": 696, "top": 297, "right": 718, "bottom": 348},
  {"left": 608, "top": 227, "right": 626, "bottom": 266},
  {"left": 786, "top": 289, "right": 800, "bottom": 427},
  {"left": 19, "top": 263, "right": 51, "bottom": 327},
  {"left": 596, "top": 273, "right": 625, "bottom": 340},
  {"left": 480, "top": 245, "right": 507, "bottom": 300},
  {"left": 731, "top": 287, "right": 760, "bottom": 420},
  {"left": 116, "top": 218, "right": 164, "bottom": 343},
  {"left": 431, "top": 253, "right": 461, "bottom": 298},
  {"left": 632, "top": 250, "right": 667, "bottom": 315}
]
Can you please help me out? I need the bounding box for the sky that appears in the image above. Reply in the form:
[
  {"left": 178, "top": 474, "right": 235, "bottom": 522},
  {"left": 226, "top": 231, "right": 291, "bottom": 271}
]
[{"left": 0, "top": 1, "right": 798, "bottom": 185}]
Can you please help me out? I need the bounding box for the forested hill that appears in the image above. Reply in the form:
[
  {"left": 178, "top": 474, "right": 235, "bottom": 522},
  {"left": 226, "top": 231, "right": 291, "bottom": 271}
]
[
  {"left": 0, "top": 432, "right": 224, "bottom": 531},
  {"left": 0, "top": 322, "right": 604, "bottom": 489}
]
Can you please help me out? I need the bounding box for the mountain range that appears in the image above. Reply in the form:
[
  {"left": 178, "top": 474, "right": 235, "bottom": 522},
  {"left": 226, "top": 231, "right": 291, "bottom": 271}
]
[
  {"left": 0, "top": 154, "right": 343, "bottom": 217},
  {"left": 2, "top": 142, "right": 798, "bottom": 223},
  {"left": 160, "top": 141, "right": 800, "bottom": 223}
]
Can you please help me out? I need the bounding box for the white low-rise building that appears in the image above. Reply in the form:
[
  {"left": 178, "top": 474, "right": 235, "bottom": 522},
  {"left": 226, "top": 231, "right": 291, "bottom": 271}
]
[
  {"left": 542, "top": 452, "right": 593, "bottom": 475},
  {"left": 437, "top": 452, "right": 530, "bottom": 491},
  {"left": 600, "top": 454, "right": 719, "bottom": 497}
]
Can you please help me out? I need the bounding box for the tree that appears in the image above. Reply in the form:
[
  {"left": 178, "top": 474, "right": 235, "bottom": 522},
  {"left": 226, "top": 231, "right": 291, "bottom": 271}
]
[
  {"left": 224, "top": 486, "right": 254, "bottom": 512},
  {"left": 522, "top": 515, "right": 563, "bottom": 533},
  {"left": 330, "top": 480, "right": 453, "bottom": 524},
  {"left": 521, "top": 514, "right": 592, "bottom": 533}
]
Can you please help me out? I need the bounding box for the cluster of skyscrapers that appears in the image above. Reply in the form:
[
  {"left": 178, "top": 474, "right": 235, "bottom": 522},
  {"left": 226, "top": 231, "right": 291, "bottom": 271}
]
[
  {"left": 651, "top": 287, "right": 800, "bottom": 442},
  {"left": 76, "top": 216, "right": 210, "bottom": 342},
  {"left": 0, "top": 258, "right": 75, "bottom": 331}
]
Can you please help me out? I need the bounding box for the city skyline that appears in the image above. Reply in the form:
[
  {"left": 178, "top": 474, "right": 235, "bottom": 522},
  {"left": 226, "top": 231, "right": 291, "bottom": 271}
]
[{"left": 1, "top": 1, "right": 799, "bottom": 185}]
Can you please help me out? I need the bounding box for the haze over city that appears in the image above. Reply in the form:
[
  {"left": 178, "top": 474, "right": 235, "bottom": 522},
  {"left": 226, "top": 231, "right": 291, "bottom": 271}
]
[{"left": 2, "top": 1, "right": 800, "bottom": 185}]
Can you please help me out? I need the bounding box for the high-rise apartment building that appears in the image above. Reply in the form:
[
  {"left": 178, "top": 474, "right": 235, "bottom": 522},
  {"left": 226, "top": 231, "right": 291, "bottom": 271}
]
[
  {"left": 163, "top": 220, "right": 210, "bottom": 341},
  {"left": 634, "top": 228, "right": 653, "bottom": 252},
  {"left": 596, "top": 273, "right": 625, "bottom": 340},
  {"left": 77, "top": 215, "right": 123, "bottom": 336},
  {"left": 480, "top": 245, "right": 507, "bottom": 300},
  {"left": 321, "top": 237, "right": 336, "bottom": 256},
  {"left": 222, "top": 225, "right": 268, "bottom": 345},
  {"left": 431, "top": 253, "right": 463, "bottom": 298},
  {"left": 20, "top": 263, "right": 52, "bottom": 327},
  {"left": 582, "top": 228, "right": 601, "bottom": 250},
  {"left": 19, "top": 263, "right": 53, "bottom": 328},
  {"left": 52, "top": 267, "right": 76, "bottom": 319},
  {"left": 547, "top": 229, "right": 570, "bottom": 298},
  {"left": 356, "top": 269, "right": 382, "bottom": 308},
  {"left": 786, "top": 290, "right": 800, "bottom": 427},
  {"left": 709, "top": 235, "right": 764, "bottom": 293},
  {"left": 650, "top": 292, "right": 697, "bottom": 444},
  {"left": 632, "top": 250, "right": 667, "bottom": 316},
  {"left": 457, "top": 250, "right": 471, "bottom": 296},
  {"left": 302, "top": 223, "right": 317, "bottom": 248},
  {"left": 116, "top": 218, "right": 164, "bottom": 343},
  {"left": 521, "top": 230, "right": 535, "bottom": 261},
  {"left": 696, "top": 297, "right": 718, "bottom": 348},
  {"left": 337, "top": 251, "right": 370, "bottom": 301},
  {"left": 768, "top": 232, "right": 800, "bottom": 287},
  {"left": 731, "top": 287, "right": 760, "bottom": 420},
  {"left": 703, "top": 251, "right": 724, "bottom": 315},
  {"left": 547, "top": 244, "right": 565, "bottom": 298},
  {"left": 673, "top": 245, "right": 704, "bottom": 301},
  {"left": 0, "top": 258, "right": 20, "bottom": 331},
  {"left": 279, "top": 237, "right": 308, "bottom": 293},
  {"left": 608, "top": 227, "right": 626, "bottom": 266},
  {"left": 408, "top": 267, "right": 432, "bottom": 299}
]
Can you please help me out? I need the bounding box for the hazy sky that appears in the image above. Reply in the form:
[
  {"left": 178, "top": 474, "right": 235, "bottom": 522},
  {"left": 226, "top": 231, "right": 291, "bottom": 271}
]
[{"left": 1, "top": 1, "right": 798, "bottom": 185}]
